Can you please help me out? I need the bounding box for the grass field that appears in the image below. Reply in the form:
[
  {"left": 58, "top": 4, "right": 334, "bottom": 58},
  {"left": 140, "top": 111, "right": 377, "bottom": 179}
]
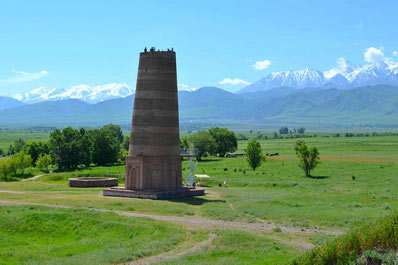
[
  {"left": 0, "top": 128, "right": 50, "bottom": 153},
  {"left": 1, "top": 134, "right": 398, "bottom": 264},
  {"left": 0, "top": 205, "right": 205, "bottom": 265}
]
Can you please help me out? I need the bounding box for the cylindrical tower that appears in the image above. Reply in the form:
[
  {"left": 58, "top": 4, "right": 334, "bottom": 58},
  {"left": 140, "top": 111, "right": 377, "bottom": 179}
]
[{"left": 125, "top": 50, "right": 182, "bottom": 190}]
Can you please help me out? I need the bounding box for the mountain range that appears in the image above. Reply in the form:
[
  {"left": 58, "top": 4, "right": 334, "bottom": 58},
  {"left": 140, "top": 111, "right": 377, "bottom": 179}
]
[
  {"left": 238, "top": 58, "right": 398, "bottom": 93},
  {"left": 12, "top": 83, "right": 134, "bottom": 104},
  {"left": 1, "top": 85, "right": 397, "bottom": 128},
  {"left": 5, "top": 59, "right": 398, "bottom": 104}
]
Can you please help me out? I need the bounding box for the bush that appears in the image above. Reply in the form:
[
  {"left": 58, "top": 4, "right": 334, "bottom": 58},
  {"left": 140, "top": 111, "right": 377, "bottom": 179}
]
[
  {"left": 36, "top": 154, "right": 53, "bottom": 173},
  {"left": 11, "top": 152, "right": 32, "bottom": 175}
]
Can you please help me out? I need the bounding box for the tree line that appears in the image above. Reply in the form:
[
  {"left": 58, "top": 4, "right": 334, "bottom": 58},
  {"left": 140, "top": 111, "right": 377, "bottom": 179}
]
[{"left": 0, "top": 124, "right": 127, "bottom": 180}]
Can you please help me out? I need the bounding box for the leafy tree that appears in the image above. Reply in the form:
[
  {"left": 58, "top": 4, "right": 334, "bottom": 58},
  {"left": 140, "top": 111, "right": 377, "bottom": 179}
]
[
  {"left": 279, "top": 126, "right": 289, "bottom": 134},
  {"left": 245, "top": 139, "right": 264, "bottom": 170},
  {"left": 49, "top": 127, "right": 91, "bottom": 169},
  {"left": 7, "top": 138, "right": 25, "bottom": 155},
  {"left": 78, "top": 128, "right": 92, "bottom": 167},
  {"left": 0, "top": 147, "right": 4, "bottom": 157},
  {"left": 120, "top": 150, "right": 128, "bottom": 163},
  {"left": 272, "top": 132, "right": 278, "bottom": 139},
  {"left": 191, "top": 131, "right": 217, "bottom": 161},
  {"left": 24, "top": 141, "right": 49, "bottom": 165},
  {"left": 179, "top": 137, "right": 190, "bottom": 149},
  {"left": 90, "top": 128, "right": 120, "bottom": 166},
  {"left": 36, "top": 154, "right": 52, "bottom": 173},
  {"left": 297, "top": 127, "right": 306, "bottom": 134},
  {"left": 0, "top": 159, "right": 11, "bottom": 181},
  {"left": 12, "top": 152, "right": 32, "bottom": 175},
  {"left": 208, "top": 127, "right": 237, "bottom": 157},
  {"left": 122, "top": 135, "right": 130, "bottom": 151},
  {"left": 294, "top": 140, "right": 320, "bottom": 177},
  {"left": 7, "top": 157, "right": 18, "bottom": 176},
  {"left": 103, "top": 124, "right": 124, "bottom": 143}
]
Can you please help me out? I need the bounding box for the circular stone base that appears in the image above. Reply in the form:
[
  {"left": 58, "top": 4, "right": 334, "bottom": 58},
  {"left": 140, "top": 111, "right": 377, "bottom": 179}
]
[{"left": 68, "top": 177, "right": 118, "bottom": 188}]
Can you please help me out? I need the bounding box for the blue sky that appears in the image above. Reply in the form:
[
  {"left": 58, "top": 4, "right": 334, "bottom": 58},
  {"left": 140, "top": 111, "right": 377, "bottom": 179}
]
[{"left": 0, "top": 0, "right": 397, "bottom": 95}]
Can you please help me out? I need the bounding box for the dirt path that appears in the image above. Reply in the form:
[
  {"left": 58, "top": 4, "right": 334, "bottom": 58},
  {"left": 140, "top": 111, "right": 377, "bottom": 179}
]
[
  {"left": 127, "top": 233, "right": 217, "bottom": 265},
  {"left": 0, "top": 191, "right": 26, "bottom": 194},
  {"left": 0, "top": 200, "right": 343, "bottom": 236},
  {"left": 20, "top": 174, "right": 45, "bottom": 182}
]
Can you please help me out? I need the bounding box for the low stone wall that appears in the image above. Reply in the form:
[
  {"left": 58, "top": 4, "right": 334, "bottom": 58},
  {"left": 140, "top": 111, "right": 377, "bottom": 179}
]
[
  {"left": 68, "top": 177, "right": 118, "bottom": 188},
  {"left": 103, "top": 187, "right": 205, "bottom": 199}
]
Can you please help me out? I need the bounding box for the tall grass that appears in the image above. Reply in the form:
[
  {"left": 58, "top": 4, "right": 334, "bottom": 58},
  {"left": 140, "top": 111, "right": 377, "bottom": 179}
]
[{"left": 292, "top": 212, "right": 398, "bottom": 265}]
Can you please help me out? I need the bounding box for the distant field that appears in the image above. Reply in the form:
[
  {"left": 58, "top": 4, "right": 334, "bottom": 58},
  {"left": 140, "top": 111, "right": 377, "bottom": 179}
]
[
  {"left": 0, "top": 128, "right": 50, "bottom": 153},
  {"left": 1, "top": 133, "right": 398, "bottom": 264}
]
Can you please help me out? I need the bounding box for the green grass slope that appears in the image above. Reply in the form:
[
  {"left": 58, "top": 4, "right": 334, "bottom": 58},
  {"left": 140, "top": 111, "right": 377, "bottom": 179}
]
[
  {"left": 0, "top": 205, "right": 195, "bottom": 265},
  {"left": 292, "top": 212, "right": 398, "bottom": 265}
]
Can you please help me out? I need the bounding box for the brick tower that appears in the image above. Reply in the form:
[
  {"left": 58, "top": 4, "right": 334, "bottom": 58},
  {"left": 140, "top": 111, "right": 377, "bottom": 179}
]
[
  {"left": 103, "top": 48, "right": 204, "bottom": 199},
  {"left": 126, "top": 49, "right": 182, "bottom": 190}
]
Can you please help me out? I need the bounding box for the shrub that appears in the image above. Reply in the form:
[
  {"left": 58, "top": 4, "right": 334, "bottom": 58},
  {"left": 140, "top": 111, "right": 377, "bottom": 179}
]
[{"left": 36, "top": 154, "right": 53, "bottom": 173}]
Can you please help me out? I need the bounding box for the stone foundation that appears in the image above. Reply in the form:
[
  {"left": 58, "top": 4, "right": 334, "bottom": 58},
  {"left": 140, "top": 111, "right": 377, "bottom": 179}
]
[
  {"left": 103, "top": 186, "right": 205, "bottom": 199},
  {"left": 69, "top": 177, "right": 118, "bottom": 188}
]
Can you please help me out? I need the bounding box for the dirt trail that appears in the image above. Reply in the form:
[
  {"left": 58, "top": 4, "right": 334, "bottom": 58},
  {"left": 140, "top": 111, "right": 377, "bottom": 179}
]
[
  {"left": 0, "top": 200, "right": 343, "bottom": 236},
  {"left": 127, "top": 233, "right": 217, "bottom": 265},
  {"left": 20, "top": 174, "right": 45, "bottom": 182},
  {"left": 0, "top": 191, "right": 26, "bottom": 194}
]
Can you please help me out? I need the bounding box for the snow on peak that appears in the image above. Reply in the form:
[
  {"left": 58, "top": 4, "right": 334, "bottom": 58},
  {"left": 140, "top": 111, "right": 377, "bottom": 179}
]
[
  {"left": 238, "top": 58, "right": 398, "bottom": 93},
  {"left": 13, "top": 83, "right": 134, "bottom": 104}
]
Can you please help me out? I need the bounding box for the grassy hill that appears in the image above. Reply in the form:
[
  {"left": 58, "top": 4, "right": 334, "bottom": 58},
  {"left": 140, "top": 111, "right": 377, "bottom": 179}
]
[{"left": 292, "top": 212, "right": 398, "bottom": 265}]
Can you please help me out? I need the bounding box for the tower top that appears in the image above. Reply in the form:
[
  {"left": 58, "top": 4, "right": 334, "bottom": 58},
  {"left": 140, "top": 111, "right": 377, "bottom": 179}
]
[{"left": 143, "top": 47, "right": 174, "bottom": 53}]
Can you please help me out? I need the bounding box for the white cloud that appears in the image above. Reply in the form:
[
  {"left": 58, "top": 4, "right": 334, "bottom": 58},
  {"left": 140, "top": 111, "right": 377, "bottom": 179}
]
[
  {"left": 364, "top": 47, "right": 385, "bottom": 63},
  {"left": 393, "top": 51, "right": 398, "bottom": 57},
  {"left": 0, "top": 70, "right": 49, "bottom": 83},
  {"left": 178, "top": 84, "right": 197, "bottom": 92},
  {"left": 219, "top": 78, "right": 250, "bottom": 86},
  {"left": 252, "top": 59, "right": 271, "bottom": 70}
]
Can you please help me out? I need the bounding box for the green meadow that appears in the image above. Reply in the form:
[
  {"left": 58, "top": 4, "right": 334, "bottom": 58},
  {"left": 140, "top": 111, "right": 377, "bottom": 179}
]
[{"left": 1, "top": 133, "right": 398, "bottom": 264}]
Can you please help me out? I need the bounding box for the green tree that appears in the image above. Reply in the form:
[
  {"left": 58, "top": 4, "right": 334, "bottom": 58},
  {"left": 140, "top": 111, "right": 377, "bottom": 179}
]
[
  {"left": 297, "top": 127, "right": 306, "bottom": 134},
  {"left": 179, "top": 137, "right": 190, "bottom": 149},
  {"left": 103, "top": 124, "right": 124, "bottom": 143},
  {"left": 208, "top": 127, "right": 238, "bottom": 157},
  {"left": 0, "top": 147, "right": 4, "bottom": 157},
  {"left": 90, "top": 128, "right": 120, "bottom": 166},
  {"left": 49, "top": 127, "right": 91, "bottom": 169},
  {"left": 78, "top": 128, "right": 92, "bottom": 167},
  {"left": 36, "top": 154, "right": 52, "bottom": 173},
  {"left": 122, "top": 135, "right": 130, "bottom": 151},
  {"left": 0, "top": 159, "right": 11, "bottom": 181},
  {"left": 24, "top": 141, "right": 49, "bottom": 165},
  {"left": 279, "top": 127, "right": 289, "bottom": 134},
  {"left": 191, "top": 131, "right": 217, "bottom": 161},
  {"left": 7, "top": 138, "right": 25, "bottom": 155},
  {"left": 12, "top": 152, "right": 32, "bottom": 175},
  {"left": 294, "top": 140, "right": 320, "bottom": 177},
  {"left": 245, "top": 139, "right": 264, "bottom": 170}
]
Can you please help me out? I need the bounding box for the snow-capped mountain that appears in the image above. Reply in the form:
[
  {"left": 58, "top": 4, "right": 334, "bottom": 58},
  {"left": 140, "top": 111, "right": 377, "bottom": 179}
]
[
  {"left": 238, "top": 58, "right": 398, "bottom": 93},
  {"left": 13, "top": 83, "right": 134, "bottom": 104}
]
